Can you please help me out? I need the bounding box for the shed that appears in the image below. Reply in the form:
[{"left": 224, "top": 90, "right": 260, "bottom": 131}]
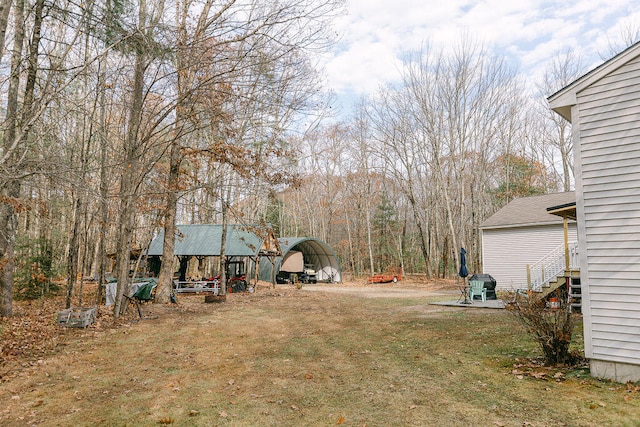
[
  {"left": 147, "top": 224, "right": 280, "bottom": 280},
  {"left": 258, "top": 237, "right": 342, "bottom": 283},
  {"left": 480, "top": 192, "right": 577, "bottom": 291},
  {"left": 548, "top": 41, "right": 640, "bottom": 382}
]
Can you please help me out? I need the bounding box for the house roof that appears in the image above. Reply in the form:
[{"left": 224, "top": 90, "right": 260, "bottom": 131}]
[
  {"left": 480, "top": 192, "right": 576, "bottom": 230},
  {"left": 147, "top": 224, "right": 280, "bottom": 257},
  {"left": 548, "top": 41, "right": 640, "bottom": 121},
  {"left": 546, "top": 201, "right": 577, "bottom": 221}
]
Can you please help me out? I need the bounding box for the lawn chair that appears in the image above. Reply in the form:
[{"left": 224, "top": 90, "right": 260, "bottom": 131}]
[
  {"left": 124, "top": 279, "right": 157, "bottom": 318},
  {"left": 469, "top": 280, "right": 486, "bottom": 302}
]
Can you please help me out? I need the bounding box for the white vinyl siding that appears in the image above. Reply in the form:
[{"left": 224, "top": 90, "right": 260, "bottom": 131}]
[
  {"left": 575, "top": 54, "right": 640, "bottom": 366},
  {"left": 481, "top": 224, "right": 577, "bottom": 291}
]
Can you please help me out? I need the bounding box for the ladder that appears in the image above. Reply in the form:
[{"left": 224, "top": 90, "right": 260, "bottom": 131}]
[{"left": 568, "top": 276, "right": 581, "bottom": 313}]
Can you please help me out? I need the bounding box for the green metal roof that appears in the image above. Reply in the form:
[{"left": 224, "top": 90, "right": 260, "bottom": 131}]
[{"left": 147, "top": 224, "right": 264, "bottom": 257}]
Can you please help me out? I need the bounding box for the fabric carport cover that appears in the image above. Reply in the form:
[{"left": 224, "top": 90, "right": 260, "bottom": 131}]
[{"left": 258, "top": 237, "right": 341, "bottom": 283}]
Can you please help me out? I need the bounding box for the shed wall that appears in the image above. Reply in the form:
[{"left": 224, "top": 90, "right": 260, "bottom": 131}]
[
  {"left": 481, "top": 224, "right": 577, "bottom": 291},
  {"left": 575, "top": 54, "right": 640, "bottom": 368}
]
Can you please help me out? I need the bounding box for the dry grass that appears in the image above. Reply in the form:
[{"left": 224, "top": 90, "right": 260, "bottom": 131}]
[{"left": 1, "top": 281, "right": 639, "bottom": 426}]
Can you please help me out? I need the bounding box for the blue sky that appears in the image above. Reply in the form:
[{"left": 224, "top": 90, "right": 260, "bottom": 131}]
[{"left": 322, "top": 0, "right": 640, "bottom": 113}]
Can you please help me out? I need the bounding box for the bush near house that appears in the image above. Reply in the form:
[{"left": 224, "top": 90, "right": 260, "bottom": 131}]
[{"left": 507, "top": 290, "right": 581, "bottom": 365}]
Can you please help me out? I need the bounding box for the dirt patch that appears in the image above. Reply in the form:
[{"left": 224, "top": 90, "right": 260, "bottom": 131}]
[
  {"left": 302, "top": 278, "right": 458, "bottom": 299},
  {"left": 303, "top": 284, "right": 457, "bottom": 299}
]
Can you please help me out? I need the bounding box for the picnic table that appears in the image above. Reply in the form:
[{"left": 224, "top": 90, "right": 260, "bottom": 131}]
[{"left": 173, "top": 280, "right": 219, "bottom": 294}]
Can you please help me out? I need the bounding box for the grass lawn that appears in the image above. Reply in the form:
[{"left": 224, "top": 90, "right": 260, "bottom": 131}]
[{"left": 1, "top": 283, "right": 639, "bottom": 426}]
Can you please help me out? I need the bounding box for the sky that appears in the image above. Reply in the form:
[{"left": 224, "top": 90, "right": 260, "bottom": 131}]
[{"left": 322, "top": 0, "right": 640, "bottom": 114}]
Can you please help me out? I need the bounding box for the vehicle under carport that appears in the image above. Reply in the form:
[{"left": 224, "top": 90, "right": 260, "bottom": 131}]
[
  {"left": 258, "top": 237, "right": 341, "bottom": 284},
  {"left": 147, "top": 224, "right": 281, "bottom": 291}
]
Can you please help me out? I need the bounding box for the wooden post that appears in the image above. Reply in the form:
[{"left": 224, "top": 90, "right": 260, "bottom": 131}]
[
  {"left": 563, "top": 214, "right": 571, "bottom": 297},
  {"left": 563, "top": 215, "right": 570, "bottom": 273}
]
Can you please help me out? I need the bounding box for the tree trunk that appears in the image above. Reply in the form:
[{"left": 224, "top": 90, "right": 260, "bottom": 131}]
[
  {"left": 66, "top": 196, "right": 82, "bottom": 308},
  {"left": 219, "top": 185, "right": 231, "bottom": 295},
  {"left": 155, "top": 139, "right": 181, "bottom": 304},
  {"left": 0, "top": 0, "right": 12, "bottom": 59},
  {"left": 0, "top": 183, "right": 18, "bottom": 317},
  {"left": 406, "top": 190, "right": 432, "bottom": 276},
  {"left": 0, "top": 0, "right": 26, "bottom": 317},
  {"left": 113, "top": 41, "right": 146, "bottom": 317},
  {"left": 156, "top": 0, "right": 194, "bottom": 304},
  {"left": 96, "top": 55, "right": 109, "bottom": 306},
  {"left": 365, "top": 199, "right": 374, "bottom": 276}
]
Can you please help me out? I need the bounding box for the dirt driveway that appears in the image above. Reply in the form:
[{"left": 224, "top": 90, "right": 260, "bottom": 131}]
[{"left": 302, "top": 282, "right": 459, "bottom": 299}]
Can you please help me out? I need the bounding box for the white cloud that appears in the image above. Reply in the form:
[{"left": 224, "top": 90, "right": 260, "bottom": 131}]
[
  {"left": 323, "top": 0, "right": 636, "bottom": 109},
  {"left": 325, "top": 40, "right": 401, "bottom": 94}
]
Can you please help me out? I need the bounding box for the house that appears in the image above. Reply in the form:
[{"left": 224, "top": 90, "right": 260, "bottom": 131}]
[
  {"left": 548, "top": 41, "right": 640, "bottom": 383},
  {"left": 480, "top": 192, "right": 577, "bottom": 291}
]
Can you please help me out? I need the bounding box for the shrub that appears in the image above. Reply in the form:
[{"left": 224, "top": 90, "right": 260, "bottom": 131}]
[
  {"left": 506, "top": 290, "right": 578, "bottom": 365},
  {"left": 14, "top": 237, "right": 61, "bottom": 300}
]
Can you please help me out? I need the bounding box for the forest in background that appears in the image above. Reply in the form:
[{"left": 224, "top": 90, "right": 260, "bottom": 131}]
[{"left": 1, "top": 0, "right": 636, "bottom": 316}]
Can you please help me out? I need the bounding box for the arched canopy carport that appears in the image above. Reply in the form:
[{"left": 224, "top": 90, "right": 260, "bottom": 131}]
[{"left": 258, "top": 237, "right": 341, "bottom": 283}]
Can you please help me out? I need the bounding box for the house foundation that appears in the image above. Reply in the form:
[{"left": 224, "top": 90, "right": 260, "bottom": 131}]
[{"left": 590, "top": 359, "right": 640, "bottom": 383}]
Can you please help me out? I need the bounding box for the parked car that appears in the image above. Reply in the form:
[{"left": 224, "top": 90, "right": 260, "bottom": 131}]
[
  {"left": 276, "top": 272, "right": 291, "bottom": 284},
  {"left": 299, "top": 269, "right": 317, "bottom": 284}
]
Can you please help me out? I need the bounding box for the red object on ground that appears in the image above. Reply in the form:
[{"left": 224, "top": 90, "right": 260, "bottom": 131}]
[{"left": 368, "top": 267, "right": 403, "bottom": 284}]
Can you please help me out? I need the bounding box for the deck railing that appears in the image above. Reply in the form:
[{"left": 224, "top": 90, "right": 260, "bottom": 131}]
[{"left": 527, "top": 242, "right": 579, "bottom": 292}]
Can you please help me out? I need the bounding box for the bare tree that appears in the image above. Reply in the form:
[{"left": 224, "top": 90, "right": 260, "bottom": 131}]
[
  {"left": 0, "top": 0, "right": 26, "bottom": 317},
  {"left": 362, "top": 38, "right": 522, "bottom": 277},
  {"left": 0, "top": 0, "right": 119, "bottom": 315},
  {"left": 113, "top": 0, "right": 168, "bottom": 316},
  {"left": 349, "top": 104, "right": 387, "bottom": 276},
  {"left": 601, "top": 17, "right": 640, "bottom": 60},
  {"left": 537, "top": 49, "right": 585, "bottom": 192},
  {"left": 0, "top": 0, "right": 46, "bottom": 316},
  {"left": 153, "top": 0, "right": 342, "bottom": 302}
]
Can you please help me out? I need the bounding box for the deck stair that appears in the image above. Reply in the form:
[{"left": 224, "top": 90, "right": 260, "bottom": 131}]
[
  {"left": 568, "top": 277, "right": 581, "bottom": 313},
  {"left": 527, "top": 242, "right": 581, "bottom": 312}
]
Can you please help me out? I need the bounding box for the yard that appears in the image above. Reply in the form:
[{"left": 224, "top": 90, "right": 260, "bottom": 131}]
[{"left": 1, "top": 280, "right": 638, "bottom": 426}]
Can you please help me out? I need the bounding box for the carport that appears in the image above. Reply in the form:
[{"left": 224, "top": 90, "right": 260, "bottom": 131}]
[
  {"left": 258, "top": 237, "right": 341, "bottom": 283},
  {"left": 147, "top": 224, "right": 281, "bottom": 284}
]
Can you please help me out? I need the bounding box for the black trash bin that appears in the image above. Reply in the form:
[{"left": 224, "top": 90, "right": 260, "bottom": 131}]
[{"left": 469, "top": 274, "right": 497, "bottom": 300}]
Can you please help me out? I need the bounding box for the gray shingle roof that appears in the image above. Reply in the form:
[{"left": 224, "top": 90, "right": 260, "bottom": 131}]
[{"left": 480, "top": 192, "right": 576, "bottom": 229}]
